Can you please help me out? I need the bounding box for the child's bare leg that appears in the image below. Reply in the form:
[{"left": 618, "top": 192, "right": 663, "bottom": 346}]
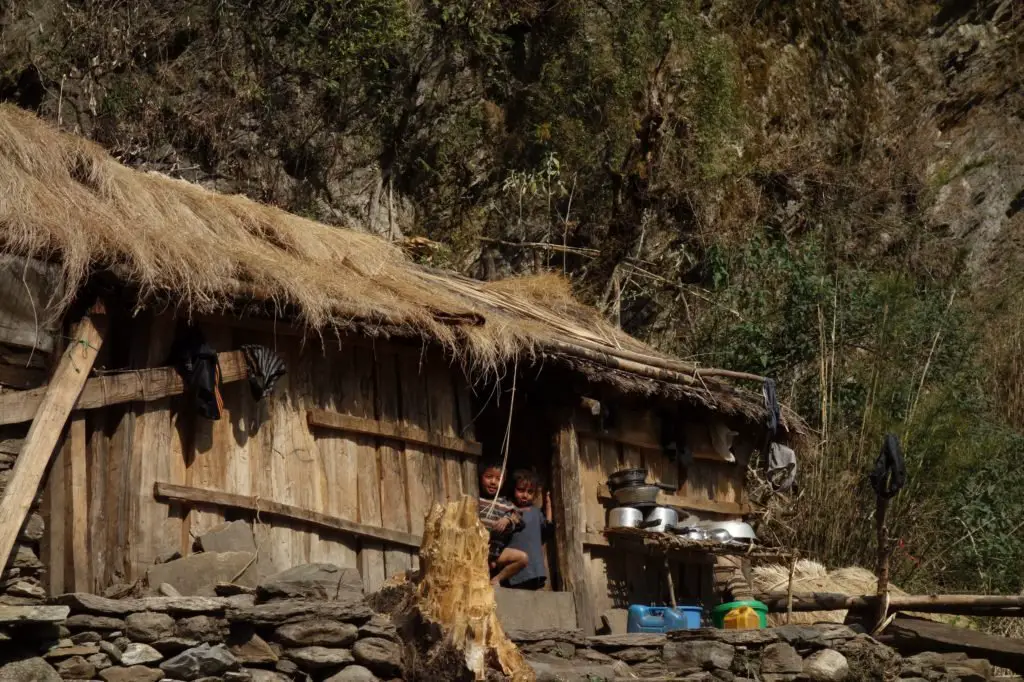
[{"left": 491, "top": 548, "right": 528, "bottom": 586}]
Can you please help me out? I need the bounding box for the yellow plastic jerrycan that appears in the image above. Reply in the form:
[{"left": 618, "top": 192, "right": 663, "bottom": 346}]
[{"left": 722, "top": 606, "right": 761, "bottom": 630}]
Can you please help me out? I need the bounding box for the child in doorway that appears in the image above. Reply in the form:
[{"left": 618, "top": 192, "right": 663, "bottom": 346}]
[
  {"left": 505, "top": 469, "right": 554, "bottom": 590},
  {"left": 477, "top": 460, "right": 528, "bottom": 585}
]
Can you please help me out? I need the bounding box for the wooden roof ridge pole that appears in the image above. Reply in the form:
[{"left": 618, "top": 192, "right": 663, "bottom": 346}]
[{"left": 0, "top": 301, "right": 107, "bottom": 573}]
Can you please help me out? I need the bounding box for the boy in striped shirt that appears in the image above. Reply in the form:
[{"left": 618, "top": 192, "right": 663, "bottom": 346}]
[{"left": 477, "top": 460, "right": 528, "bottom": 585}]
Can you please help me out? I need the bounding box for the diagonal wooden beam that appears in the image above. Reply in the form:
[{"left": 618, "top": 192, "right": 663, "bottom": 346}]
[{"left": 0, "top": 302, "right": 108, "bottom": 573}]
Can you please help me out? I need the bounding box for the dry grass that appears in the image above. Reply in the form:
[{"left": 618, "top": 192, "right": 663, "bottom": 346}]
[
  {"left": 752, "top": 560, "right": 949, "bottom": 626},
  {"left": 0, "top": 105, "right": 642, "bottom": 374}
]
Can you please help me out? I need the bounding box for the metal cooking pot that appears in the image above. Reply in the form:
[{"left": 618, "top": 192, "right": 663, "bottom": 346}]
[
  {"left": 611, "top": 484, "right": 660, "bottom": 507},
  {"left": 638, "top": 506, "right": 679, "bottom": 533},
  {"left": 607, "top": 468, "right": 649, "bottom": 491},
  {"left": 703, "top": 520, "right": 757, "bottom": 542},
  {"left": 607, "top": 507, "right": 644, "bottom": 528}
]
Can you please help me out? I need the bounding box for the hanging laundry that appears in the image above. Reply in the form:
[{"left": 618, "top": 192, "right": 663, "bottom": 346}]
[
  {"left": 767, "top": 442, "right": 797, "bottom": 492},
  {"left": 869, "top": 433, "right": 907, "bottom": 499},
  {"left": 172, "top": 326, "right": 224, "bottom": 421},
  {"left": 241, "top": 344, "right": 287, "bottom": 401},
  {"left": 763, "top": 377, "right": 781, "bottom": 438}
]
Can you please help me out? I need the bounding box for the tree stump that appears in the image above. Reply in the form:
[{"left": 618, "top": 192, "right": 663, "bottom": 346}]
[{"left": 397, "top": 496, "right": 534, "bottom": 681}]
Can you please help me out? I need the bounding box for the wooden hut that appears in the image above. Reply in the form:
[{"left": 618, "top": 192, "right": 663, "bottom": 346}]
[{"left": 0, "top": 106, "right": 800, "bottom": 633}]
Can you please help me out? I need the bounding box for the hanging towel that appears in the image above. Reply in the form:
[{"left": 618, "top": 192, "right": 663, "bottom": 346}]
[
  {"left": 708, "top": 422, "right": 738, "bottom": 463},
  {"left": 173, "top": 327, "right": 224, "bottom": 421},
  {"left": 869, "top": 433, "right": 907, "bottom": 499},
  {"left": 767, "top": 442, "right": 797, "bottom": 492},
  {"left": 241, "top": 344, "right": 287, "bottom": 401},
  {"left": 763, "top": 377, "right": 781, "bottom": 437}
]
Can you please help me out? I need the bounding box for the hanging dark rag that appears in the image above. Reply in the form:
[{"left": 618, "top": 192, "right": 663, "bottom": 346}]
[
  {"left": 241, "top": 344, "right": 287, "bottom": 401},
  {"left": 173, "top": 327, "right": 224, "bottom": 421},
  {"left": 869, "top": 433, "right": 907, "bottom": 499},
  {"left": 763, "top": 377, "right": 781, "bottom": 437}
]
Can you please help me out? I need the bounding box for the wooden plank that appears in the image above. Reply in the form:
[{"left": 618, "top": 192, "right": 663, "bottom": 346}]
[
  {"left": 596, "top": 484, "right": 749, "bottom": 516},
  {"left": 87, "top": 407, "right": 110, "bottom": 592},
  {"left": 0, "top": 364, "right": 45, "bottom": 390},
  {"left": 0, "top": 303, "right": 107, "bottom": 574},
  {"left": 375, "top": 351, "right": 413, "bottom": 579},
  {"left": 0, "top": 351, "right": 248, "bottom": 427},
  {"left": 306, "top": 408, "right": 482, "bottom": 457},
  {"left": 395, "top": 353, "right": 438, "bottom": 547},
  {"left": 347, "top": 346, "right": 385, "bottom": 592},
  {"left": 129, "top": 314, "right": 183, "bottom": 578},
  {"left": 43, "top": 428, "right": 67, "bottom": 595},
  {"left": 68, "top": 415, "right": 89, "bottom": 592},
  {"left": 553, "top": 416, "right": 597, "bottom": 634},
  {"left": 154, "top": 483, "right": 422, "bottom": 548},
  {"left": 304, "top": 340, "right": 359, "bottom": 569}
]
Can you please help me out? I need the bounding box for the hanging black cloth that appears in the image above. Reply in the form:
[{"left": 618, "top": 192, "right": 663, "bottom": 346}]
[
  {"left": 172, "top": 326, "right": 224, "bottom": 421},
  {"left": 763, "top": 377, "right": 781, "bottom": 438},
  {"left": 869, "top": 433, "right": 907, "bottom": 499},
  {"left": 241, "top": 344, "right": 287, "bottom": 401}
]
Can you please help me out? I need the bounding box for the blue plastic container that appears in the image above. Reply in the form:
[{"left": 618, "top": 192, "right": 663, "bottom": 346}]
[{"left": 626, "top": 604, "right": 702, "bottom": 633}]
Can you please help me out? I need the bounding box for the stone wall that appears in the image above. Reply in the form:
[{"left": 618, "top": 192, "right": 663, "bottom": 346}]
[
  {"left": 0, "top": 592, "right": 400, "bottom": 681},
  {"left": 511, "top": 625, "right": 997, "bottom": 682},
  {"left": 0, "top": 424, "right": 46, "bottom": 606}
]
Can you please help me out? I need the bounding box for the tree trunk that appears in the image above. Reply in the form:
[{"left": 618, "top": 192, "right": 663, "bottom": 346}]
[{"left": 398, "top": 497, "right": 535, "bottom": 681}]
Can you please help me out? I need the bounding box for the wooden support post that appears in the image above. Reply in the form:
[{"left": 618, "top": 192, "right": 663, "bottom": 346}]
[
  {"left": 68, "top": 415, "right": 90, "bottom": 592},
  {"left": 0, "top": 303, "right": 107, "bottom": 573},
  {"left": 552, "top": 415, "right": 596, "bottom": 634},
  {"left": 875, "top": 491, "right": 892, "bottom": 631}
]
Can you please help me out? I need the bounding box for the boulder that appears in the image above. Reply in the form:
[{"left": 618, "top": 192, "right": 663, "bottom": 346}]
[
  {"left": 804, "top": 649, "right": 849, "bottom": 681},
  {"left": 65, "top": 615, "right": 125, "bottom": 631},
  {"left": 663, "top": 640, "right": 735, "bottom": 673},
  {"left": 227, "top": 598, "right": 372, "bottom": 625},
  {"left": 243, "top": 669, "right": 292, "bottom": 682},
  {"left": 760, "top": 643, "right": 803, "bottom": 675},
  {"left": 69, "top": 631, "right": 102, "bottom": 644},
  {"left": 527, "top": 654, "right": 630, "bottom": 682},
  {"left": 228, "top": 630, "right": 279, "bottom": 664},
  {"left": 352, "top": 637, "right": 403, "bottom": 678},
  {"left": 325, "top": 665, "right": 381, "bottom": 682},
  {"left": 0, "top": 657, "right": 61, "bottom": 681},
  {"left": 175, "top": 615, "right": 226, "bottom": 642},
  {"left": 53, "top": 655, "right": 95, "bottom": 679},
  {"left": 357, "top": 614, "right": 398, "bottom": 642},
  {"left": 43, "top": 644, "right": 100, "bottom": 660},
  {"left": 98, "top": 641, "right": 122, "bottom": 664},
  {"left": 120, "top": 642, "right": 163, "bottom": 666},
  {"left": 86, "top": 653, "right": 112, "bottom": 670},
  {"left": 99, "top": 665, "right": 164, "bottom": 682},
  {"left": 256, "top": 563, "right": 363, "bottom": 601},
  {"left": 0, "top": 604, "right": 69, "bottom": 624},
  {"left": 197, "top": 521, "right": 257, "bottom": 555},
  {"left": 147, "top": 551, "right": 258, "bottom": 597},
  {"left": 20, "top": 512, "right": 45, "bottom": 542},
  {"left": 7, "top": 580, "right": 46, "bottom": 600},
  {"left": 151, "top": 636, "right": 201, "bottom": 654},
  {"left": 157, "top": 583, "right": 182, "bottom": 597},
  {"left": 160, "top": 643, "right": 238, "bottom": 680},
  {"left": 275, "top": 619, "right": 359, "bottom": 647},
  {"left": 13, "top": 545, "right": 43, "bottom": 570},
  {"left": 125, "top": 612, "right": 175, "bottom": 643},
  {"left": 286, "top": 646, "right": 356, "bottom": 670}
]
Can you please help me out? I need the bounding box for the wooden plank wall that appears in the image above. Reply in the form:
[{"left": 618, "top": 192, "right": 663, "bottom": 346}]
[
  {"left": 575, "top": 401, "right": 747, "bottom": 621},
  {"left": 43, "top": 317, "right": 478, "bottom": 595}
]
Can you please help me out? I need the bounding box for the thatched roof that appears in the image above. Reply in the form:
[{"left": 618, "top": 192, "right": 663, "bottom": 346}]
[{"left": 0, "top": 105, "right": 794, "bottom": 427}]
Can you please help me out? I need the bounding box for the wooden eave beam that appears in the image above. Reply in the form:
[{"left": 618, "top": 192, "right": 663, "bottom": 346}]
[{"left": 0, "top": 351, "right": 248, "bottom": 427}]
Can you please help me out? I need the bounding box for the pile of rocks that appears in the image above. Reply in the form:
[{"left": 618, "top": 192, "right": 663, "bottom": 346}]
[
  {"left": 0, "top": 564, "right": 403, "bottom": 681},
  {"left": 511, "top": 624, "right": 996, "bottom": 681}
]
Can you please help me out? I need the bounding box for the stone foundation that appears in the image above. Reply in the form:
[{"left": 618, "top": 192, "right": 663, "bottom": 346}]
[{"left": 511, "top": 625, "right": 998, "bottom": 682}]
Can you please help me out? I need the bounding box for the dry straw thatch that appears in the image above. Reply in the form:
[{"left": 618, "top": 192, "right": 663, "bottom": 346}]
[
  {"left": 752, "top": 560, "right": 945, "bottom": 625},
  {"left": 0, "top": 105, "right": 778, "bottom": 421}
]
